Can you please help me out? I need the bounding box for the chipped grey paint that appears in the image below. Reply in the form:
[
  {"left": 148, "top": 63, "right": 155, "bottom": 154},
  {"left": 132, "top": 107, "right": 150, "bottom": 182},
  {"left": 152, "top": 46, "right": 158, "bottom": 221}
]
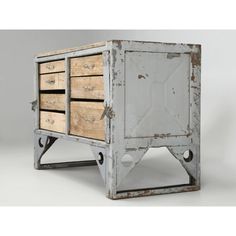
[
  {"left": 105, "top": 41, "right": 201, "bottom": 199},
  {"left": 33, "top": 40, "right": 201, "bottom": 199}
]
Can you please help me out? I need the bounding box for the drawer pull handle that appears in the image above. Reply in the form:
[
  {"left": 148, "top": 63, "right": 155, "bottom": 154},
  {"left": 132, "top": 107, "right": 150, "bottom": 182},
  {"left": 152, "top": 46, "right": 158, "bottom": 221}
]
[
  {"left": 45, "top": 119, "right": 55, "bottom": 125},
  {"left": 46, "top": 64, "right": 55, "bottom": 70},
  {"left": 46, "top": 100, "right": 56, "bottom": 105},
  {"left": 82, "top": 116, "right": 96, "bottom": 123},
  {"left": 83, "top": 64, "right": 95, "bottom": 70},
  {"left": 46, "top": 79, "right": 55, "bottom": 84},
  {"left": 83, "top": 85, "right": 95, "bottom": 91}
]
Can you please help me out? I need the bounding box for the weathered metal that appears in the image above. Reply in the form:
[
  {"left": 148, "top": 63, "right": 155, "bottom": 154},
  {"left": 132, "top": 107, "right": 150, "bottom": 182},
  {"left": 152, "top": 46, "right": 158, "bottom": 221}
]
[{"left": 33, "top": 40, "right": 201, "bottom": 199}]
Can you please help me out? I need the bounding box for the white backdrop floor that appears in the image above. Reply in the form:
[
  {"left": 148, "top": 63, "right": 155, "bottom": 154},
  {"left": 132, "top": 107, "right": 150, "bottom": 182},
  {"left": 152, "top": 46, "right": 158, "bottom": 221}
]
[{"left": 0, "top": 139, "right": 235, "bottom": 206}]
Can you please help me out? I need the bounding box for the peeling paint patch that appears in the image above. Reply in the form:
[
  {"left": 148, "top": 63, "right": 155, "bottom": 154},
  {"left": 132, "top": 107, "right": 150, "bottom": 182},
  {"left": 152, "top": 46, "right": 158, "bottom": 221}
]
[
  {"left": 167, "top": 53, "right": 180, "bottom": 59},
  {"left": 138, "top": 74, "right": 146, "bottom": 79},
  {"left": 191, "top": 53, "right": 201, "bottom": 66},
  {"left": 113, "top": 40, "right": 122, "bottom": 50},
  {"left": 154, "top": 133, "right": 171, "bottom": 139},
  {"left": 191, "top": 74, "right": 196, "bottom": 81}
]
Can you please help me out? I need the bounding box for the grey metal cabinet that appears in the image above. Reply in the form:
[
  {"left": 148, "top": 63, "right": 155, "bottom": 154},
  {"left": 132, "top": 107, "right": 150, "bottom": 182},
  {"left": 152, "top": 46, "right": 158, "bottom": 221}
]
[{"left": 34, "top": 40, "right": 201, "bottom": 199}]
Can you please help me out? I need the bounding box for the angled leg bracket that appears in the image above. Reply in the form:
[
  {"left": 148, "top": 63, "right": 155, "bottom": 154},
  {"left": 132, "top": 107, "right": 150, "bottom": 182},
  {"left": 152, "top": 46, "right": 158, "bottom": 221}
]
[
  {"left": 34, "top": 132, "right": 97, "bottom": 170},
  {"left": 106, "top": 145, "right": 200, "bottom": 200}
]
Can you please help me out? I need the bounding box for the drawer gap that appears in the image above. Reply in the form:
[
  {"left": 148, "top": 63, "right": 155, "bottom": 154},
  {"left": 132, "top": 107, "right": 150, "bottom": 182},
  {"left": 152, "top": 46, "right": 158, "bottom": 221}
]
[
  {"left": 40, "top": 109, "right": 65, "bottom": 114},
  {"left": 40, "top": 90, "right": 65, "bottom": 94},
  {"left": 40, "top": 71, "right": 65, "bottom": 75},
  {"left": 70, "top": 98, "right": 104, "bottom": 102},
  {"left": 70, "top": 53, "right": 102, "bottom": 59},
  {"left": 70, "top": 74, "right": 103, "bottom": 78}
]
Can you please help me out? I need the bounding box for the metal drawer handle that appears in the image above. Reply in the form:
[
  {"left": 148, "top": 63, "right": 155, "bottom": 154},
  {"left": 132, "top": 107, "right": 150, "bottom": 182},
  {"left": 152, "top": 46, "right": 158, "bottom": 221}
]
[
  {"left": 83, "top": 85, "right": 95, "bottom": 91},
  {"left": 83, "top": 64, "right": 95, "bottom": 70},
  {"left": 46, "top": 64, "right": 55, "bottom": 70},
  {"left": 45, "top": 119, "right": 55, "bottom": 125},
  {"left": 82, "top": 116, "right": 96, "bottom": 123},
  {"left": 46, "top": 78, "right": 55, "bottom": 84},
  {"left": 47, "top": 100, "right": 56, "bottom": 105}
]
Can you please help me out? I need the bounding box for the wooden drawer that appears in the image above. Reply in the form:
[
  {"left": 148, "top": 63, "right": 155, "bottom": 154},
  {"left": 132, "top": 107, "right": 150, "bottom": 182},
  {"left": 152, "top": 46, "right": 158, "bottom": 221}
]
[
  {"left": 70, "top": 101, "right": 105, "bottom": 140},
  {"left": 70, "top": 55, "right": 103, "bottom": 76},
  {"left": 40, "top": 94, "right": 65, "bottom": 111},
  {"left": 39, "top": 60, "right": 65, "bottom": 74},
  {"left": 40, "top": 73, "right": 65, "bottom": 90},
  {"left": 71, "top": 76, "right": 104, "bottom": 100},
  {"left": 40, "top": 111, "right": 65, "bottom": 133}
]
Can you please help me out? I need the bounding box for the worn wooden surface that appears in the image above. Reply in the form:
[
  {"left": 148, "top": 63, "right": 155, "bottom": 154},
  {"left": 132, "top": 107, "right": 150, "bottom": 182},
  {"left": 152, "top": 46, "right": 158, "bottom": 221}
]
[
  {"left": 39, "top": 60, "right": 65, "bottom": 74},
  {"left": 70, "top": 55, "right": 103, "bottom": 76},
  {"left": 70, "top": 101, "right": 105, "bottom": 140},
  {"left": 40, "top": 73, "right": 65, "bottom": 90},
  {"left": 71, "top": 76, "right": 104, "bottom": 99},
  {"left": 40, "top": 111, "right": 65, "bottom": 133},
  {"left": 36, "top": 41, "right": 106, "bottom": 58},
  {"left": 40, "top": 94, "right": 65, "bottom": 111}
]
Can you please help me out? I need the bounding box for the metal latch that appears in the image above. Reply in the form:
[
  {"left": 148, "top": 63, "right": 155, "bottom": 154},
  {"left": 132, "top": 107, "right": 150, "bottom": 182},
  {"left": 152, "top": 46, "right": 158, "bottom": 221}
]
[
  {"left": 31, "top": 100, "right": 37, "bottom": 111},
  {"left": 100, "top": 104, "right": 115, "bottom": 120}
]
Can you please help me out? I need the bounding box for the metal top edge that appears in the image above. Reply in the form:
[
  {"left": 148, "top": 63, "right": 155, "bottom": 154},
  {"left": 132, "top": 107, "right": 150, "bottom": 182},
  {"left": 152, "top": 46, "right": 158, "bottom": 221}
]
[
  {"left": 110, "top": 39, "right": 201, "bottom": 47},
  {"left": 36, "top": 40, "right": 201, "bottom": 59}
]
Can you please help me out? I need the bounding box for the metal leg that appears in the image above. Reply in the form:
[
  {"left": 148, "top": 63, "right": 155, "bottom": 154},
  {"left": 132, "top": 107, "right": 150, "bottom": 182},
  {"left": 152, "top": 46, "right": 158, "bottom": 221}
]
[
  {"left": 106, "top": 145, "right": 200, "bottom": 200},
  {"left": 168, "top": 145, "right": 200, "bottom": 188},
  {"left": 34, "top": 132, "right": 97, "bottom": 170}
]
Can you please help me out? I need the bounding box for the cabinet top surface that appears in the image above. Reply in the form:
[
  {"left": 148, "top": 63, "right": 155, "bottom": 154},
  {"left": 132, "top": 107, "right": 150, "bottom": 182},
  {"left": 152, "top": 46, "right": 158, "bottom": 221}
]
[
  {"left": 36, "top": 41, "right": 107, "bottom": 58},
  {"left": 36, "top": 40, "right": 201, "bottom": 59}
]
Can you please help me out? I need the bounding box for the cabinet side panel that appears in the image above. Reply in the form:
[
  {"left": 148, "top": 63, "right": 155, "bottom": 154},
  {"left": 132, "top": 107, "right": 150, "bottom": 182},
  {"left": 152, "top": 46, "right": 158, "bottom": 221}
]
[{"left": 125, "top": 51, "right": 190, "bottom": 138}]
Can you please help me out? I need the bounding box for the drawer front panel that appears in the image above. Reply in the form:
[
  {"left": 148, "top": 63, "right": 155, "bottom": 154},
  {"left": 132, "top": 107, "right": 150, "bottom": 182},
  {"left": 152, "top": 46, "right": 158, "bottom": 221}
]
[
  {"left": 40, "top": 73, "right": 65, "bottom": 90},
  {"left": 40, "top": 94, "right": 65, "bottom": 111},
  {"left": 39, "top": 60, "right": 65, "bottom": 74},
  {"left": 70, "top": 55, "right": 103, "bottom": 76},
  {"left": 70, "top": 101, "right": 105, "bottom": 140},
  {"left": 40, "top": 111, "right": 65, "bottom": 133},
  {"left": 71, "top": 76, "right": 104, "bottom": 100}
]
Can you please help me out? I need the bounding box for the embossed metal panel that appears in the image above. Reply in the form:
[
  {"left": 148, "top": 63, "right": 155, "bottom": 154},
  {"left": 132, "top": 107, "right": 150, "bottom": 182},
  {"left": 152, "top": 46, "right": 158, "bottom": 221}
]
[{"left": 125, "top": 51, "right": 190, "bottom": 138}]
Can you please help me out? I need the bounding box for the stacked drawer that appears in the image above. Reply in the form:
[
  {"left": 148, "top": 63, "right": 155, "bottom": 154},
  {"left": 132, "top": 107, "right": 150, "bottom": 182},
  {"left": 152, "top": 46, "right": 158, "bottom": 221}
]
[
  {"left": 39, "top": 60, "right": 66, "bottom": 133},
  {"left": 70, "top": 54, "right": 105, "bottom": 140},
  {"left": 38, "top": 54, "right": 105, "bottom": 141}
]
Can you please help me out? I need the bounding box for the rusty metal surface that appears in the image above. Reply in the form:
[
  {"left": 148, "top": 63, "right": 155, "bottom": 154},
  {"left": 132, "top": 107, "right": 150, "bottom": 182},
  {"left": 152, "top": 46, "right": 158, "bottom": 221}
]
[{"left": 33, "top": 40, "right": 201, "bottom": 200}]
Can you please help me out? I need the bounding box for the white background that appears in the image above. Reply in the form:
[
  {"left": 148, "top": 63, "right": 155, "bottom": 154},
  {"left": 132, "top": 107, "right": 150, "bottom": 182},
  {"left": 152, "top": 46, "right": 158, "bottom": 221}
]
[
  {"left": 0, "top": 0, "right": 235, "bottom": 235},
  {"left": 1, "top": 30, "right": 236, "bottom": 206}
]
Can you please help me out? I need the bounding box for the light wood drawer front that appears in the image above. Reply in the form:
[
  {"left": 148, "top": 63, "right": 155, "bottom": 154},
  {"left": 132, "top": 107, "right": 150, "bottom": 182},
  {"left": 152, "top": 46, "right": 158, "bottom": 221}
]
[
  {"left": 40, "top": 73, "right": 65, "bottom": 90},
  {"left": 40, "top": 94, "right": 65, "bottom": 111},
  {"left": 71, "top": 76, "right": 104, "bottom": 100},
  {"left": 39, "top": 60, "right": 65, "bottom": 74},
  {"left": 70, "top": 55, "right": 103, "bottom": 76},
  {"left": 70, "top": 101, "right": 105, "bottom": 140},
  {"left": 40, "top": 111, "right": 65, "bottom": 133}
]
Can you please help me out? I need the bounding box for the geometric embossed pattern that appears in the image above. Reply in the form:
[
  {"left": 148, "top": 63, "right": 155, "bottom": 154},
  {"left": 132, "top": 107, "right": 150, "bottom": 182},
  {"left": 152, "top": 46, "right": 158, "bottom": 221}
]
[{"left": 125, "top": 52, "right": 190, "bottom": 138}]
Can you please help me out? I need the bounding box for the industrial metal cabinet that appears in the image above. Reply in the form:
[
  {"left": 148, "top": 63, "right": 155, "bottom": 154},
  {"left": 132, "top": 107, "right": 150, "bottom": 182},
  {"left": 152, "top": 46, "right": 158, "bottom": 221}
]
[{"left": 33, "top": 40, "right": 201, "bottom": 199}]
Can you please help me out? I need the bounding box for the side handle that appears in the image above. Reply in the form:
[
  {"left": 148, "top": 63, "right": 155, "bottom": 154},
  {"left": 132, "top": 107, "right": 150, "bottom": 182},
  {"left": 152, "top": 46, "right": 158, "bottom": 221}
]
[{"left": 31, "top": 100, "right": 37, "bottom": 112}]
